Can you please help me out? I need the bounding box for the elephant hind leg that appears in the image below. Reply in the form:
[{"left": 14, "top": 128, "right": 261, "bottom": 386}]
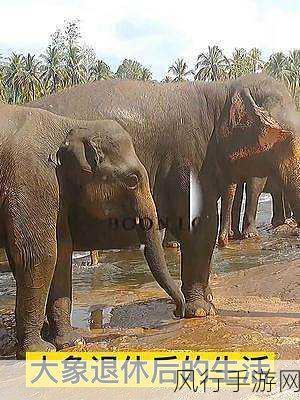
[
  {"left": 242, "top": 177, "right": 267, "bottom": 239},
  {"left": 271, "top": 189, "right": 286, "bottom": 227},
  {"left": 218, "top": 183, "right": 237, "bottom": 247}
]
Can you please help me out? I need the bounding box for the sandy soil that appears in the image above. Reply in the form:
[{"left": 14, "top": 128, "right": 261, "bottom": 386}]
[
  {"left": 71, "top": 260, "right": 298, "bottom": 359},
  {"left": 0, "top": 258, "right": 299, "bottom": 360},
  {"left": 0, "top": 259, "right": 299, "bottom": 400}
]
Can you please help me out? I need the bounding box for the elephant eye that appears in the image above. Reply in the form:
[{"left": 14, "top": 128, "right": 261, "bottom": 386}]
[{"left": 124, "top": 173, "right": 139, "bottom": 189}]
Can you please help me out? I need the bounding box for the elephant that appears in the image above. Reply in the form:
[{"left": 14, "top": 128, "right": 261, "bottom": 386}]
[
  {"left": 0, "top": 103, "right": 184, "bottom": 358},
  {"left": 28, "top": 73, "right": 300, "bottom": 321},
  {"left": 218, "top": 176, "right": 292, "bottom": 247}
]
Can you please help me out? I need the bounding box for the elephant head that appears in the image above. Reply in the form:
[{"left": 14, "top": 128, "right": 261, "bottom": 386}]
[
  {"left": 58, "top": 119, "right": 185, "bottom": 317},
  {"left": 217, "top": 87, "right": 300, "bottom": 223}
]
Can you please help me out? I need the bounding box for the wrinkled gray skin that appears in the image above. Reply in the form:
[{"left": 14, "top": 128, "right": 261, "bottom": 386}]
[
  {"left": 0, "top": 104, "right": 184, "bottom": 359},
  {"left": 29, "top": 73, "right": 300, "bottom": 323},
  {"left": 218, "top": 176, "right": 292, "bottom": 246}
]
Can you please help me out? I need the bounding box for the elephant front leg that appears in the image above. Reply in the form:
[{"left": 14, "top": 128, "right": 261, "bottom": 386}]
[
  {"left": 6, "top": 221, "right": 58, "bottom": 359},
  {"left": 166, "top": 166, "right": 217, "bottom": 318},
  {"left": 46, "top": 214, "right": 85, "bottom": 350},
  {"left": 180, "top": 204, "right": 218, "bottom": 318},
  {"left": 170, "top": 187, "right": 218, "bottom": 317}
]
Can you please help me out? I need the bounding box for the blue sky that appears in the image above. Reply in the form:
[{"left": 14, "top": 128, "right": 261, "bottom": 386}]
[{"left": 0, "top": 0, "right": 300, "bottom": 79}]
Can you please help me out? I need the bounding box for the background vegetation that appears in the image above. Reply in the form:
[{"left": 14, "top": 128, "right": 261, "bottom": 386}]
[{"left": 1, "top": 20, "right": 300, "bottom": 107}]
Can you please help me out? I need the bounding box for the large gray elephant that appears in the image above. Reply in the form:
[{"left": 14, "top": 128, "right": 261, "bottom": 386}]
[
  {"left": 29, "top": 73, "right": 300, "bottom": 321},
  {"left": 0, "top": 103, "right": 184, "bottom": 358}
]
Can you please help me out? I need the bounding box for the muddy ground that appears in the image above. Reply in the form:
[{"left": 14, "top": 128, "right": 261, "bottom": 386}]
[
  {"left": 0, "top": 194, "right": 299, "bottom": 360},
  {"left": 0, "top": 253, "right": 298, "bottom": 359},
  {"left": 71, "top": 258, "right": 299, "bottom": 358}
]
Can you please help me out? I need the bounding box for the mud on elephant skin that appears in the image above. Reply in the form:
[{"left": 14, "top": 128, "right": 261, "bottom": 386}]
[
  {"left": 0, "top": 104, "right": 184, "bottom": 359},
  {"left": 28, "top": 73, "right": 300, "bottom": 319}
]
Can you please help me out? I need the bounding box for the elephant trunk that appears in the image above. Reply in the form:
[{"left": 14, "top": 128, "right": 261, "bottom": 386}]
[{"left": 133, "top": 188, "right": 185, "bottom": 318}]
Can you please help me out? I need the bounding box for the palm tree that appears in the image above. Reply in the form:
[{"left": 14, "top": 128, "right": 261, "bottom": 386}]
[
  {"left": 161, "top": 75, "right": 172, "bottom": 83},
  {"left": 64, "top": 45, "right": 86, "bottom": 86},
  {"left": 265, "top": 52, "right": 288, "bottom": 83},
  {"left": 4, "top": 53, "right": 27, "bottom": 103},
  {"left": 0, "top": 53, "right": 7, "bottom": 102},
  {"left": 286, "top": 50, "right": 300, "bottom": 105},
  {"left": 4, "top": 53, "right": 43, "bottom": 103},
  {"left": 168, "top": 58, "right": 192, "bottom": 82},
  {"left": 228, "top": 48, "right": 250, "bottom": 79},
  {"left": 140, "top": 67, "right": 152, "bottom": 81},
  {"left": 116, "top": 59, "right": 144, "bottom": 80},
  {"left": 195, "top": 45, "right": 228, "bottom": 81},
  {"left": 89, "top": 60, "right": 113, "bottom": 80},
  {"left": 22, "top": 53, "right": 43, "bottom": 101},
  {"left": 40, "top": 45, "right": 65, "bottom": 94},
  {"left": 0, "top": 68, "right": 7, "bottom": 102},
  {"left": 248, "top": 48, "right": 264, "bottom": 73}
]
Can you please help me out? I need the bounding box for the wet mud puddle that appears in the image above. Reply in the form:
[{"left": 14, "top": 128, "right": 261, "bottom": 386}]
[
  {"left": 0, "top": 193, "right": 299, "bottom": 353},
  {"left": 70, "top": 194, "right": 300, "bottom": 335}
]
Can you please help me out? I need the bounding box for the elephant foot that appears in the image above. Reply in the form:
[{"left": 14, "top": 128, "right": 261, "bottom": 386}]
[
  {"left": 218, "top": 229, "right": 242, "bottom": 247},
  {"left": 50, "top": 328, "right": 86, "bottom": 350},
  {"left": 164, "top": 241, "right": 180, "bottom": 249},
  {"left": 17, "top": 337, "right": 56, "bottom": 359},
  {"left": 271, "top": 217, "right": 285, "bottom": 228},
  {"left": 231, "top": 230, "right": 242, "bottom": 240},
  {"left": 181, "top": 285, "right": 217, "bottom": 318},
  {"left": 185, "top": 299, "right": 217, "bottom": 318},
  {"left": 242, "top": 225, "right": 259, "bottom": 239}
]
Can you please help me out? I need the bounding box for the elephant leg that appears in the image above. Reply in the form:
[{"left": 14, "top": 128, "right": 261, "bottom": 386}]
[
  {"left": 218, "top": 183, "right": 237, "bottom": 247},
  {"left": 266, "top": 177, "right": 287, "bottom": 227},
  {"left": 271, "top": 189, "right": 286, "bottom": 227},
  {"left": 284, "top": 195, "right": 293, "bottom": 220},
  {"left": 231, "top": 182, "right": 244, "bottom": 239},
  {"left": 180, "top": 208, "right": 217, "bottom": 318},
  {"left": 168, "top": 169, "right": 218, "bottom": 318},
  {"left": 90, "top": 250, "right": 101, "bottom": 265},
  {"left": 46, "top": 209, "right": 85, "bottom": 350},
  {"left": 5, "top": 207, "right": 58, "bottom": 359},
  {"left": 242, "top": 177, "right": 267, "bottom": 239}
]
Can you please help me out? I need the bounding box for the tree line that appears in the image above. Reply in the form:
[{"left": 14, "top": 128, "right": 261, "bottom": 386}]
[{"left": 1, "top": 20, "right": 299, "bottom": 107}]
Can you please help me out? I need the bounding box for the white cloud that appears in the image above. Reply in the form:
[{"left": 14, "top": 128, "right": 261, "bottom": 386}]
[{"left": 0, "top": 0, "right": 299, "bottom": 78}]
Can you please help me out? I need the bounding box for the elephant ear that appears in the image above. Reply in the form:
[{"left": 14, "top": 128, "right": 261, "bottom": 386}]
[
  {"left": 51, "top": 127, "right": 99, "bottom": 173},
  {"left": 219, "top": 88, "right": 292, "bottom": 163}
]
